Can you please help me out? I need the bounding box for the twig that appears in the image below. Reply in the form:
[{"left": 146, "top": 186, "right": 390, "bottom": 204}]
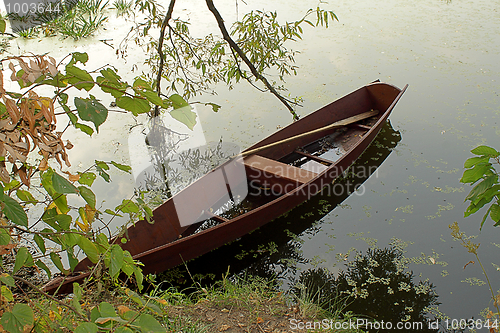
[
  {"left": 12, "top": 276, "right": 90, "bottom": 322},
  {"left": 154, "top": 0, "right": 177, "bottom": 117}
]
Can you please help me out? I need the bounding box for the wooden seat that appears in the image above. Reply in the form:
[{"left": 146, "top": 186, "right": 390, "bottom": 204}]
[{"left": 244, "top": 154, "right": 318, "bottom": 184}]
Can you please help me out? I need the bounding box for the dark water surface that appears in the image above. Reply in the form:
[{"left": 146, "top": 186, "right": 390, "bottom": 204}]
[{"left": 189, "top": 0, "right": 500, "bottom": 325}]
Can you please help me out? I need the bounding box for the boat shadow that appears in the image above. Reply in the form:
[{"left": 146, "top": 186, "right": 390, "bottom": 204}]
[{"left": 157, "top": 120, "right": 402, "bottom": 287}]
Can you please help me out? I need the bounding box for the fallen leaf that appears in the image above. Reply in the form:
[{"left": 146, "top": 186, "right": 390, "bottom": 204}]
[
  {"left": 117, "top": 305, "right": 131, "bottom": 315},
  {"left": 0, "top": 244, "right": 16, "bottom": 255}
]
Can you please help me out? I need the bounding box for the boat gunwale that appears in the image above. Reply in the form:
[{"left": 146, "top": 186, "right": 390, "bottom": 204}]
[
  {"left": 133, "top": 82, "right": 408, "bottom": 259},
  {"left": 42, "top": 81, "right": 408, "bottom": 294}
]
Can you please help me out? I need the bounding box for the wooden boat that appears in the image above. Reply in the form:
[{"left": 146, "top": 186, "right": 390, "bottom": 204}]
[{"left": 43, "top": 81, "right": 407, "bottom": 293}]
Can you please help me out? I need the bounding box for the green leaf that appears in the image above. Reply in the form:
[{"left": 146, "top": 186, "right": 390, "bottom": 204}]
[
  {"left": 65, "top": 65, "right": 94, "bottom": 91},
  {"left": 0, "top": 229, "right": 11, "bottom": 245},
  {"left": 168, "top": 94, "right": 189, "bottom": 109},
  {"left": 69, "top": 52, "right": 89, "bottom": 65},
  {"left": 73, "top": 282, "right": 83, "bottom": 301},
  {"left": 471, "top": 145, "right": 500, "bottom": 157},
  {"left": 1, "top": 285, "right": 13, "bottom": 302},
  {"left": 77, "top": 237, "right": 99, "bottom": 263},
  {"left": 75, "top": 97, "right": 108, "bottom": 133},
  {"left": 96, "top": 168, "right": 110, "bottom": 182},
  {"left": 16, "top": 190, "right": 37, "bottom": 204},
  {"left": 100, "top": 68, "right": 122, "bottom": 84},
  {"left": 0, "top": 304, "right": 34, "bottom": 333},
  {"left": 55, "top": 214, "right": 72, "bottom": 230},
  {"left": 97, "top": 68, "right": 126, "bottom": 98},
  {"left": 98, "top": 302, "right": 117, "bottom": 318},
  {"left": 50, "top": 252, "right": 68, "bottom": 275},
  {"left": 0, "top": 102, "right": 6, "bottom": 117},
  {"left": 13, "top": 247, "right": 30, "bottom": 274},
  {"left": 41, "top": 209, "right": 72, "bottom": 231},
  {"left": 134, "top": 266, "right": 144, "bottom": 291},
  {"left": 75, "top": 123, "right": 94, "bottom": 136},
  {"left": 465, "top": 174, "right": 498, "bottom": 204},
  {"left": 2, "top": 180, "right": 20, "bottom": 192},
  {"left": 78, "top": 172, "right": 97, "bottom": 186},
  {"left": 78, "top": 186, "right": 96, "bottom": 209},
  {"left": 0, "top": 196, "right": 28, "bottom": 227},
  {"left": 67, "top": 249, "right": 79, "bottom": 272},
  {"left": 460, "top": 163, "right": 492, "bottom": 184},
  {"left": 59, "top": 93, "right": 69, "bottom": 105},
  {"left": 35, "top": 260, "right": 51, "bottom": 279},
  {"left": 52, "top": 172, "right": 79, "bottom": 194},
  {"left": 0, "top": 19, "right": 6, "bottom": 34},
  {"left": 116, "top": 200, "right": 139, "bottom": 214},
  {"left": 490, "top": 203, "right": 500, "bottom": 223},
  {"left": 104, "top": 208, "right": 122, "bottom": 217},
  {"left": 133, "top": 79, "right": 163, "bottom": 106},
  {"left": 205, "top": 102, "right": 221, "bottom": 112},
  {"left": 137, "top": 314, "right": 166, "bottom": 333},
  {"left": 34, "top": 234, "right": 46, "bottom": 254},
  {"left": 170, "top": 106, "right": 197, "bottom": 130},
  {"left": 75, "top": 322, "right": 98, "bottom": 333},
  {"left": 464, "top": 156, "right": 490, "bottom": 168},
  {"left": 114, "top": 327, "right": 134, "bottom": 333},
  {"left": 0, "top": 273, "right": 15, "bottom": 287},
  {"left": 95, "top": 160, "right": 110, "bottom": 170},
  {"left": 111, "top": 161, "right": 132, "bottom": 173},
  {"left": 116, "top": 96, "right": 150, "bottom": 116},
  {"left": 109, "top": 245, "right": 124, "bottom": 278}
]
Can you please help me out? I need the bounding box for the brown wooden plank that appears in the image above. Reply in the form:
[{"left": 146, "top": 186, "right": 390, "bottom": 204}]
[
  {"left": 348, "top": 123, "right": 371, "bottom": 131},
  {"left": 294, "top": 150, "right": 333, "bottom": 165},
  {"left": 244, "top": 154, "right": 318, "bottom": 184}
]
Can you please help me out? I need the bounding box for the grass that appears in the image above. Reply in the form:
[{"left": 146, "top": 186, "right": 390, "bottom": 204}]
[
  {"left": 9, "top": 0, "right": 110, "bottom": 40},
  {"left": 111, "top": 0, "right": 133, "bottom": 17},
  {"left": 8, "top": 270, "right": 365, "bottom": 332}
]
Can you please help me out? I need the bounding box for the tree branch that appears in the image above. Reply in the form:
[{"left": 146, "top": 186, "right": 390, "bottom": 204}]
[
  {"left": 205, "top": 0, "right": 299, "bottom": 120},
  {"left": 12, "top": 276, "right": 89, "bottom": 322},
  {"left": 154, "top": 0, "right": 177, "bottom": 117}
]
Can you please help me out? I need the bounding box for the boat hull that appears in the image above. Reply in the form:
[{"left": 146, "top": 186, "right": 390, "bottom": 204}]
[{"left": 43, "top": 81, "right": 407, "bottom": 294}]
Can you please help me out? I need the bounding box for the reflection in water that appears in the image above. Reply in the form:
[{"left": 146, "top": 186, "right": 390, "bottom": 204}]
[
  {"left": 134, "top": 114, "right": 241, "bottom": 203},
  {"left": 159, "top": 121, "right": 403, "bottom": 287},
  {"left": 294, "top": 247, "right": 439, "bottom": 332}
]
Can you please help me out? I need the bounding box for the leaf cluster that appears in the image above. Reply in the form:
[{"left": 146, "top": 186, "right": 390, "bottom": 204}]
[
  {"left": 460, "top": 145, "right": 500, "bottom": 229},
  {"left": 0, "top": 45, "right": 194, "bottom": 331},
  {"left": 122, "top": 0, "right": 337, "bottom": 117}
]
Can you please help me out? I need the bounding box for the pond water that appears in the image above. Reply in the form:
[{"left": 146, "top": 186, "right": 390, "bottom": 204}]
[{"left": 7, "top": 0, "right": 500, "bottom": 327}]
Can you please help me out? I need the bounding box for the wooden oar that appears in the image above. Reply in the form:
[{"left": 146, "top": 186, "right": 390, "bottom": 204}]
[{"left": 239, "top": 110, "right": 379, "bottom": 158}]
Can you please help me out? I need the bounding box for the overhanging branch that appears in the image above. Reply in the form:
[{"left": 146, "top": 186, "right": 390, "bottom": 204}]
[
  {"left": 205, "top": 0, "right": 299, "bottom": 120},
  {"left": 154, "top": 0, "right": 177, "bottom": 117}
]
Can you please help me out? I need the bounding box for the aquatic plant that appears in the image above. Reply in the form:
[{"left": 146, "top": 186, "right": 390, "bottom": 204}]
[
  {"left": 294, "top": 247, "right": 440, "bottom": 332},
  {"left": 456, "top": 144, "right": 500, "bottom": 330},
  {"left": 460, "top": 145, "right": 500, "bottom": 230}
]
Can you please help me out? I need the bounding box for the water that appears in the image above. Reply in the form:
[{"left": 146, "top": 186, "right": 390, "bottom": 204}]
[{"left": 8, "top": 0, "right": 500, "bottom": 325}]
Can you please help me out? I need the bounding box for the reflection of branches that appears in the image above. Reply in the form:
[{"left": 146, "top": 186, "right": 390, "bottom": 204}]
[{"left": 293, "top": 247, "right": 439, "bottom": 332}]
